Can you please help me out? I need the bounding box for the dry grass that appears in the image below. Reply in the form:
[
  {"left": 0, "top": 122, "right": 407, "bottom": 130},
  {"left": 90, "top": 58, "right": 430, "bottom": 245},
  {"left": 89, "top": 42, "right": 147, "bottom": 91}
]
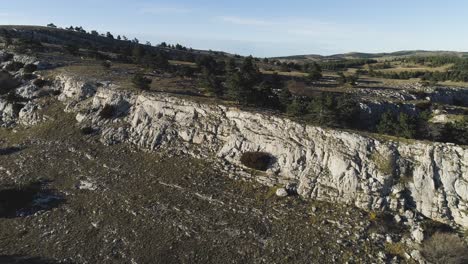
[
  {"left": 169, "top": 60, "right": 197, "bottom": 67},
  {"left": 261, "top": 70, "right": 308, "bottom": 77},
  {"left": 421, "top": 232, "right": 468, "bottom": 264},
  {"left": 375, "top": 63, "right": 453, "bottom": 73}
]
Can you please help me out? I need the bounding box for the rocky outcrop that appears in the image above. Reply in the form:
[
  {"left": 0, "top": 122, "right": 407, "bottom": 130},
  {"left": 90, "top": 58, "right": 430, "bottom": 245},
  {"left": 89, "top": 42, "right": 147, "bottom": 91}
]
[
  {"left": 425, "top": 86, "right": 468, "bottom": 106},
  {"left": 0, "top": 99, "right": 19, "bottom": 126},
  {"left": 53, "top": 75, "right": 467, "bottom": 229}
]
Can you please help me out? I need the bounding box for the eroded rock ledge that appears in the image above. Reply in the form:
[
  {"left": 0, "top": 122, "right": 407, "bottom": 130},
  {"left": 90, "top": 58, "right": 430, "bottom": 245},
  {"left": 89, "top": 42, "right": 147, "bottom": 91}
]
[{"left": 8, "top": 73, "right": 468, "bottom": 229}]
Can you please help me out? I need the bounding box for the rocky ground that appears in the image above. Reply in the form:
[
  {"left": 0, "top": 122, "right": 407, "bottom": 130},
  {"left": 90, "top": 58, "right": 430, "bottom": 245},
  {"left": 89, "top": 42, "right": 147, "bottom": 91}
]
[{"left": 0, "top": 99, "right": 415, "bottom": 263}]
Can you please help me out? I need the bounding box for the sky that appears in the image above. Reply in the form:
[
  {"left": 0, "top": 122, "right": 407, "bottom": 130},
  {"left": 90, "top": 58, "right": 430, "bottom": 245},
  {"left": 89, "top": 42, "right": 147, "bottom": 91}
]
[{"left": 1, "top": 0, "right": 468, "bottom": 57}]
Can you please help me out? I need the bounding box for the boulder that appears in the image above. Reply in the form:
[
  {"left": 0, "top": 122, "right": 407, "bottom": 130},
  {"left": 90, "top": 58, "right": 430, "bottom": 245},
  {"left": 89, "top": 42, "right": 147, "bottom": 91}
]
[{"left": 275, "top": 188, "right": 288, "bottom": 197}]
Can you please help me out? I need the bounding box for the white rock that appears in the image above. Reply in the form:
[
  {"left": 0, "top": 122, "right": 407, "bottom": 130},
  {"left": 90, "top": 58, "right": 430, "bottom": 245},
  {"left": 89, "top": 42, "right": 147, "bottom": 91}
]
[
  {"left": 77, "top": 180, "right": 97, "bottom": 191},
  {"left": 275, "top": 188, "right": 288, "bottom": 197},
  {"left": 394, "top": 214, "right": 402, "bottom": 224},
  {"left": 411, "top": 227, "right": 425, "bottom": 243}
]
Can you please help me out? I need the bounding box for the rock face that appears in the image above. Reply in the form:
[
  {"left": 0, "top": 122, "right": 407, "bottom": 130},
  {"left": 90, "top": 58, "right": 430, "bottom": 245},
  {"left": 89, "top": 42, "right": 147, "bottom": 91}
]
[{"left": 40, "top": 75, "right": 468, "bottom": 228}]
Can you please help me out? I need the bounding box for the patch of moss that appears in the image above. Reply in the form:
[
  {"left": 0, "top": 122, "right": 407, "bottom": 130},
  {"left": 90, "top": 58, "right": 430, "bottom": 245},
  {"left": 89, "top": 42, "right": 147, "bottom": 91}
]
[{"left": 385, "top": 242, "right": 406, "bottom": 258}]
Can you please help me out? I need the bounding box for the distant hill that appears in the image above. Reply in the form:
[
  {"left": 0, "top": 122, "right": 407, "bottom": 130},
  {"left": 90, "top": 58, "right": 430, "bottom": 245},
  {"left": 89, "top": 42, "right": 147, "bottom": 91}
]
[
  {"left": 272, "top": 50, "right": 468, "bottom": 63},
  {"left": 0, "top": 25, "right": 232, "bottom": 60}
]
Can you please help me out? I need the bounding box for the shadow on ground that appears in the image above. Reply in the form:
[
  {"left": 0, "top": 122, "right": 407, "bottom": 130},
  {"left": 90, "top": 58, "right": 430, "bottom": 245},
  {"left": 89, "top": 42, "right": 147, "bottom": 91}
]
[
  {"left": 0, "top": 181, "right": 65, "bottom": 218},
  {"left": 0, "top": 147, "right": 23, "bottom": 156},
  {"left": 0, "top": 255, "right": 62, "bottom": 264}
]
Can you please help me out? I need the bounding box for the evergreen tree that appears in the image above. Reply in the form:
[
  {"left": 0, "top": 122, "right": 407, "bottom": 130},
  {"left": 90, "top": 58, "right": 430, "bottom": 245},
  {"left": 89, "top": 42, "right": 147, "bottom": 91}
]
[
  {"left": 226, "top": 56, "right": 260, "bottom": 104},
  {"left": 278, "top": 86, "right": 292, "bottom": 111},
  {"left": 377, "top": 111, "right": 397, "bottom": 135},
  {"left": 306, "top": 94, "right": 335, "bottom": 126},
  {"left": 307, "top": 69, "right": 322, "bottom": 82},
  {"left": 132, "top": 73, "right": 152, "bottom": 90},
  {"left": 225, "top": 58, "right": 237, "bottom": 73},
  {"left": 226, "top": 70, "right": 242, "bottom": 102},
  {"left": 397, "top": 112, "right": 416, "bottom": 138},
  {"left": 200, "top": 69, "right": 222, "bottom": 97},
  {"left": 132, "top": 45, "right": 145, "bottom": 63},
  {"left": 337, "top": 72, "right": 347, "bottom": 84},
  {"left": 287, "top": 98, "right": 308, "bottom": 117}
]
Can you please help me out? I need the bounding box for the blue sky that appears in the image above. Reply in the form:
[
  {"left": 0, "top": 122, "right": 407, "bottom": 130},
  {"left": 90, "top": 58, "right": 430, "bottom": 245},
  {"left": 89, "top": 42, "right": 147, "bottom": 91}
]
[{"left": 1, "top": 0, "right": 468, "bottom": 57}]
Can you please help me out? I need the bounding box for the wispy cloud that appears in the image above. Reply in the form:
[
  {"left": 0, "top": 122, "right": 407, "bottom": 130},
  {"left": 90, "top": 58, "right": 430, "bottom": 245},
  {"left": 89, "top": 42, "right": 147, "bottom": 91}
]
[
  {"left": 140, "top": 6, "right": 192, "bottom": 15},
  {"left": 217, "top": 15, "right": 350, "bottom": 38},
  {"left": 217, "top": 16, "right": 275, "bottom": 26}
]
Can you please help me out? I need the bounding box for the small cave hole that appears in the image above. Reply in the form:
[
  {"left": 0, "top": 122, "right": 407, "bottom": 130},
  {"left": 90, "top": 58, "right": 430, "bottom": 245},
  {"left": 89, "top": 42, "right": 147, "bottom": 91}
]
[{"left": 240, "top": 152, "right": 273, "bottom": 171}]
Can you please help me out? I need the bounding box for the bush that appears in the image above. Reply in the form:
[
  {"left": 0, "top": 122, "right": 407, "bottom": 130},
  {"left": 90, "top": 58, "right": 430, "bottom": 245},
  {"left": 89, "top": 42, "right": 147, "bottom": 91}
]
[
  {"left": 421, "top": 232, "right": 468, "bottom": 264},
  {"left": 0, "top": 71, "right": 20, "bottom": 95},
  {"left": 22, "top": 73, "right": 36, "bottom": 80},
  {"left": 99, "top": 104, "right": 115, "bottom": 119},
  {"left": 33, "top": 78, "right": 51, "bottom": 88},
  {"left": 377, "top": 111, "right": 417, "bottom": 139},
  {"left": 0, "top": 52, "right": 13, "bottom": 62},
  {"left": 132, "top": 73, "right": 152, "bottom": 90},
  {"left": 80, "top": 126, "right": 95, "bottom": 135},
  {"left": 101, "top": 60, "right": 111, "bottom": 69},
  {"left": 23, "top": 64, "right": 37, "bottom": 73},
  {"left": 4, "top": 61, "right": 24, "bottom": 72},
  {"left": 4, "top": 92, "right": 27, "bottom": 103},
  {"left": 240, "top": 152, "right": 272, "bottom": 171},
  {"left": 64, "top": 44, "right": 79, "bottom": 55}
]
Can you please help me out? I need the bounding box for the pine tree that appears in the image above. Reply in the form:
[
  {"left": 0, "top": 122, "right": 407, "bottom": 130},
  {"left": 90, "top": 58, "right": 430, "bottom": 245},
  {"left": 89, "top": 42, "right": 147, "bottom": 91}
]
[
  {"left": 132, "top": 73, "right": 152, "bottom": 90},
  {"left": 200, "top": 69, "right": 222, "bottom": 97},
  {"left": 226, "top": 70, "right": 242, "bottom": 102}
]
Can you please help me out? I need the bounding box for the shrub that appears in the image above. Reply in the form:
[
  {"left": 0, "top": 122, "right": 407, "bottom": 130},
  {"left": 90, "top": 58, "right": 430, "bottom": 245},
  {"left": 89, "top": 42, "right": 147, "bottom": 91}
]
[
  {"left": 0, "top": 71, "right": 20, "bottom": 95},
  {"left": 369, "top": 211, "right": 378, "bottom": 221},
  {"left": 385, "top": 242, "right": 406, "bottom": 258},
  {"left": 377, "top": 111, "right": 417, "bottom": 139},
  {"left": 4, "top": 61, "right": 24, "bottom": 72},
  {"left": 421, "top": 232, "right": 468, "bottom": 264},
  {"left": 22, "top": 73, "right": 36, "bottom": 80},
  {"left": 132, "top": 73, "right": 152, "bottom": 90},
  {"left": 4, "top": 92, "right": 27, "bottom": 103},
  {"left": 101, "top": 60, "right": 111, "bottom": 69},
  {"left": 0, "top": 52, "right": 13, "bottom": 62},
  {"left": 99, "top": 104, "right": 115, "bottom": 119},
  {"left": 371, "top": 152, "right": 394, "bottom": 176},
  {"left": 415, "top": 101, "right": 432, "bottom": 111},
  {"left": 240, "top": 152, "right": 272, "bottom": 171},
  {"left": 36, "top": 89, "right": 60, "bottom": 98},
  {"left": 80, "top": 126, "right": 95, "bottom": 135},
  {"left": 23, "top": 64, "right": 37, "bottom": 73},
  {"left": 33, "top": 78, "right": 51, "bottom": 88},
  {"left": 64, "top": 44, "right": 79, "bottom": 55}
]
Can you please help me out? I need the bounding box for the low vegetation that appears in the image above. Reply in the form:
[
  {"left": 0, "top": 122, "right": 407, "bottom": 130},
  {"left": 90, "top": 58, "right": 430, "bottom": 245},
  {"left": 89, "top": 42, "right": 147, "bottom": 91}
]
[
  {"left": 132, "top": 73, "right": 152, "bottom": 90},
  {"left": 371, "top": 152, "right": 394, "bottom": 176},
  {"left": 421, "top": 232, "right": 468, "bottom": 264}
]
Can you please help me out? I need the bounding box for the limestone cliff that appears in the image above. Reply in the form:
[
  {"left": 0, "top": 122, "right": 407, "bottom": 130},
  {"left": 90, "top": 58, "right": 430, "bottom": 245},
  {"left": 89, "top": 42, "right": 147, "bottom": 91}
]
[{"left": 51, "top": 74, "right": 468, "bottom": 229}]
